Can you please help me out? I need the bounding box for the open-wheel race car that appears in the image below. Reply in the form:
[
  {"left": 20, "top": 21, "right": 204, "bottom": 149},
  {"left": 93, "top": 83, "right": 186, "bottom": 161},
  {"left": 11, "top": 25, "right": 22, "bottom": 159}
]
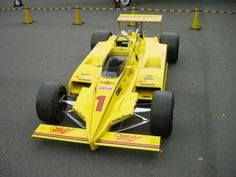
[{"left": 32, "top": 14, "right": 179, "bottom": 152}]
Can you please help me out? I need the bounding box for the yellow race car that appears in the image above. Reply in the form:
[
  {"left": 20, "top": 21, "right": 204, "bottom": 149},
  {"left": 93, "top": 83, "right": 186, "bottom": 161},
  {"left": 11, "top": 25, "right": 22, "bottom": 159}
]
[{"left": 32, "top": 14, "right": 179, "bottom": 152}]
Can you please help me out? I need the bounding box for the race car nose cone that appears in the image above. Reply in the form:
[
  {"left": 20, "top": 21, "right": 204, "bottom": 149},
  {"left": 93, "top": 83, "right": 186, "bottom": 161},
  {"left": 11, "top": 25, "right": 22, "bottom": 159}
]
[
  {"left": 88, "top": 127, "right": 102, "bottom": 144},
  {"left": 87, "top": 121, "right": 108, "bottom": 146}
]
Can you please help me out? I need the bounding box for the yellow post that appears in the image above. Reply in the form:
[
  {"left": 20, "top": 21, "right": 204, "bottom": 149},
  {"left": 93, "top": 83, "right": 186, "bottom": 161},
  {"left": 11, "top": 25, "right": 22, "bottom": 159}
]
[
  {"left": 128, "top": 5, "right": 137, "bottom": 27},
  {"left": 190, "top": 8, "right": 201, "bottom": 30},
  {"left": 23, "top": 5, "right": 33, "bottom": 24},
  {"left": 73, "top": 5, "right": 84, "bottom": 25}
]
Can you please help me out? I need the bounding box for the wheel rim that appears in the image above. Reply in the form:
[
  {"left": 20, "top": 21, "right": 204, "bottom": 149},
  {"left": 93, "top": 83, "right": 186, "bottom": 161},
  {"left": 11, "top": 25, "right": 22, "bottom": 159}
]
[
  {"left": 55, "top": 89, "right": 67, "bottom": 118},
  {"left": 120, "top": 0, "right": 130, "bottom": 6}
]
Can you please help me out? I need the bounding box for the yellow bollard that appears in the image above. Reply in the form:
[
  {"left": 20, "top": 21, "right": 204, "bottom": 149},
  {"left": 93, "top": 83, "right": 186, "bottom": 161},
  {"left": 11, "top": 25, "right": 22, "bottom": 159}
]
[
  {"left": 23, "top": 5, "right": 33, "bottom": 24},
  {"left": 73, "top": 5, "right": 84, "bottom": 25},
  {"left": 190, "top": 8, "right": 201, "bottom": 30},
  {"left": 128, "top": 5, "right": 137, "bottom": 27}
]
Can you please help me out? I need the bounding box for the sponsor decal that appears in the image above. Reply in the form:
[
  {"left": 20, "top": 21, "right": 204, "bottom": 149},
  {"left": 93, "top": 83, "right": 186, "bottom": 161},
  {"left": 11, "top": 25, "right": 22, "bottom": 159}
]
[
  {"left": 115, "top": 133, "right": 142, "bottom": 142},
  {"left": 138, "top": 79, "right": 155, "bottom": 86},
  {"left": 116, "top": 85, "right": 122, "bottom": 96},
  {"left": 112, "top": 114, "right": 132, "bottom": 123},
  {"left": 100, "top": 80, "right": 115, "bottom": 85},
  {"left": 119, "top": 14, "right": 162, "bottom": 22},
  {"left": 74, "top": 73, "right": 92, "bottom": 82},
  {"left": 141, "top": 83, "right": 155, "bottom": 86},
  {"left": 33, "top": 132, "right": 88, "bottom": 142},
  {"left": 50, "top": 127, "right": 75, "bottom": 134},
  {"left": 98, "top": 86, "right": 113, "bottom": 91},
  {"left": 138, "top": 80, "right": 146, "bottom": 84},
  {"left": 79, "top": 78, "right": 91, "bottom": 82},
  {"left": 81, "top": 73, "right": 90, "bottom": 76},
  {"left": 144, "top": 74, "right": 154, "bottom": 81},
  {"left": 74, "top": 76, "right": 91, "bottom": 82}
]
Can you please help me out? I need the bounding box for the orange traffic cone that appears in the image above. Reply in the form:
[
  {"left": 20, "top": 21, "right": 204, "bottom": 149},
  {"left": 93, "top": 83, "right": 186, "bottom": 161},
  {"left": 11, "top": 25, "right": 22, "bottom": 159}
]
[
  {"left": 128, "top": 5, "right": 137, "bottom": 27},
  {"left": 23, "top": 5, "right": 33, "bottom": 24},
  {"left": 190, "top": 8, "right": 201, "bottom": 30},
  {"left": 73, "top": 5, "right": 84, "bottom": 25}
]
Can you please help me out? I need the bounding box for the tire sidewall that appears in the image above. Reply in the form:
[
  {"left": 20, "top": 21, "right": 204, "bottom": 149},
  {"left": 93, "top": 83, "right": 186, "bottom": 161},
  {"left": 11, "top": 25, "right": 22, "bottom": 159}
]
[
  {"left": 150, "top": 91, "right": 174, "bottom": 137},
  {"left": 160, "top": 32, "right": 179, "bottom": 63},
  {"left": 90, "top": 31, "right": 112, "bottom": 50},
  {"left": 36, "top": 81, "right": 67, "bottom": 124}
]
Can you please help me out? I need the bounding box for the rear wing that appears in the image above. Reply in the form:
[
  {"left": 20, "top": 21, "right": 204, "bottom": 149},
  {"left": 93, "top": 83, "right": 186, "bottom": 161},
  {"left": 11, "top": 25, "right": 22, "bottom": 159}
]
[{"left": 117, "top": 14, "right": 163, "bottom": 31}]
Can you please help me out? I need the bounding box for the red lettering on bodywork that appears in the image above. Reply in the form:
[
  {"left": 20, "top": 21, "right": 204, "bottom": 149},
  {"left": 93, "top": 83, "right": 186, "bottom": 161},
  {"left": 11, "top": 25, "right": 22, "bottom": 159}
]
[
  {"left": 115, "top": 134, "right": 142, "bottom": 142},
  {"left": 50, "top": 127, "right": 75, "bottom": 134}
]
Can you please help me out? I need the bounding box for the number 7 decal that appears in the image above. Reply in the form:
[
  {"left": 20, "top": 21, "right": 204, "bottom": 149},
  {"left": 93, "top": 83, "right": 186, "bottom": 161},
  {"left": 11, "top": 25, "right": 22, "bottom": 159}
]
[{"left": 96, "top": 96, "right": 106, "bottom": 112}]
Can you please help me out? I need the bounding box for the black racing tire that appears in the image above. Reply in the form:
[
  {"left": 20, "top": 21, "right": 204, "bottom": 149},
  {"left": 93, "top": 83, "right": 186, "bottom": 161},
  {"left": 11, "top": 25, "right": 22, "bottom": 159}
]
[
  {"left": 160, "top": 32, "right": 179, "bottom": 63},
  {"left": 150, "top": 91, "right": 174, "bottom": 137},
  {"left": 36, "top": 81, "right": 67, "bottom": 124},
  {"left": 119, "top": 0, "right": 131, "bottom": 6},
  {"left": 90, "top": 31, "right": 112, "bottom": 50}
]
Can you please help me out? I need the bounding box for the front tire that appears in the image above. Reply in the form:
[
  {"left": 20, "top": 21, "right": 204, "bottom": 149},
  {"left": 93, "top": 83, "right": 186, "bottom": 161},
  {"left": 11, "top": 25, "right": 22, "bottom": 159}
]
[
  {"left": 36, "top": 81, "right": 67, "bottom": 124},
  {"left": 90, "top": 31, "right": 112, "bottom": 50},
  {"left": 160, "top": 32, "right": 179, "bottom": 63},
  {"left": 150, "top": 91, "right": 174, "bottom": 137}
]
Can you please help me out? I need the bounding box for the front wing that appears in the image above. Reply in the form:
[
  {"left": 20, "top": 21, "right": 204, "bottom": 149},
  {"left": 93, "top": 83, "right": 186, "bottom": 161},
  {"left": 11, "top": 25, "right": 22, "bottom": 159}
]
[{"left": 32, "top": 124, "right": 160, "bottom": 152}]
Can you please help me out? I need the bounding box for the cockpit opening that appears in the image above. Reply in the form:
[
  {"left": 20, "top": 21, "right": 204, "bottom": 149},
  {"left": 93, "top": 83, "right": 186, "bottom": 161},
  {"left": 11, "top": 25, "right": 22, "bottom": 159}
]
[{"left": 102, "top": 55, "right": 127, "bottom": 78}]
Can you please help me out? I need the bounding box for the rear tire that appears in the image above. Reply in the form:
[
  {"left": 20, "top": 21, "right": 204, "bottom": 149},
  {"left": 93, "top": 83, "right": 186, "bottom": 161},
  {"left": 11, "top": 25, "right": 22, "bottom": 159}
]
[
  {"left": 160, "top": 32, "right": 179, "bottom": 63},
  {"left": 90, "top": 31, "right": 112, "bottom": 50},
  {"left": 150, "top": 91, "right": 174, "bottom": 137},
  {"left": 36, "top": 81, "right": 67, "bottom": 124}
]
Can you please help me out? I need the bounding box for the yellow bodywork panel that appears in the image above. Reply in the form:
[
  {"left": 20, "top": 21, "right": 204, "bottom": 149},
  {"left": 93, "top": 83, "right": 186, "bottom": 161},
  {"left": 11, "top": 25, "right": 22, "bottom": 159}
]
[
  {"left": 68, "top": 37, "right": 115, "bottom": 94},
  {"left": 32, "top": 124, "right": 160, "bottom": 152},
  {"left": 136, "top": 68, "right": 163, "bottom": 87},
  {"left": 72, "top": 87, "right": 95, "bottom": 122},
  {"left": 72, "top": 64, "right": 138, "bottom": 144},
  {"left": 135, "top": 37, "right": 167, "bottom": 99},
  {"left": 145, "top": 56, "right": 161, "bottom": 68}
]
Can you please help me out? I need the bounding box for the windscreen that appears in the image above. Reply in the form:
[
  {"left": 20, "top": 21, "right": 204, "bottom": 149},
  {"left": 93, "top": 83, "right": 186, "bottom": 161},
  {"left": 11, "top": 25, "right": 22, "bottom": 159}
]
[{"left": 102, "top": 55, "right": 127, "bottom": 78}]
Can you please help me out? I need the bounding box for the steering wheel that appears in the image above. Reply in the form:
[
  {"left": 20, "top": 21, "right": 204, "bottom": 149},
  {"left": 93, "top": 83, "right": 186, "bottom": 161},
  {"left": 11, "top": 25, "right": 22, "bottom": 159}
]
[{"left": 115, "top": 35, "right": 129, "bottom": 46}]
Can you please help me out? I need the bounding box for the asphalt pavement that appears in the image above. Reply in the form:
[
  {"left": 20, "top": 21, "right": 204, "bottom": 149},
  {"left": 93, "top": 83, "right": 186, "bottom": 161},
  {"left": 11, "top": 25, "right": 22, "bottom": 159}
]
[{"left": 0, "top": 1, "right": 236, "bottom": 177}]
